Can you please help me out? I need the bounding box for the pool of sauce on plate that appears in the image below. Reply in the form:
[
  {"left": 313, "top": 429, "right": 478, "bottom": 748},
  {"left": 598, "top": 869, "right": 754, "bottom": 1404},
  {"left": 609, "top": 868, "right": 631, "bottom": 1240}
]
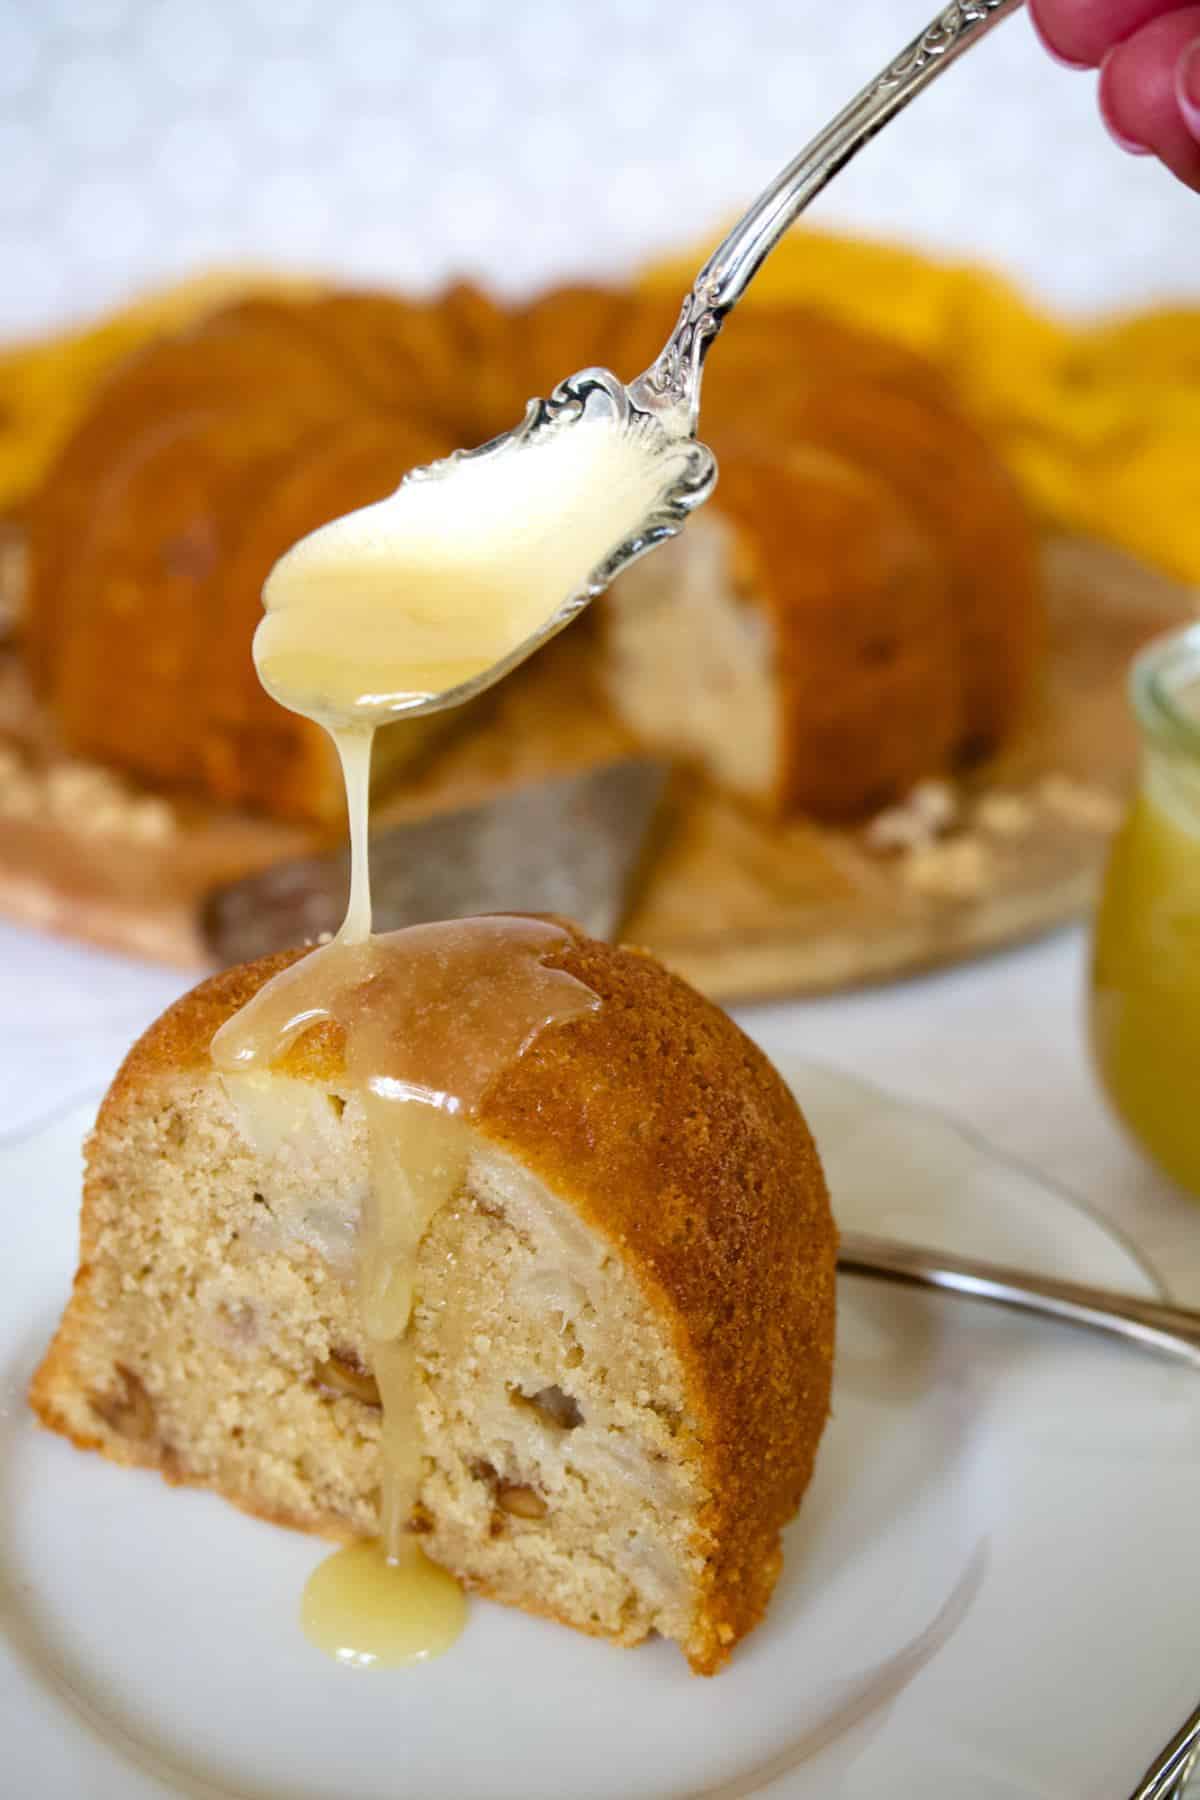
[
  {"left": 211, "top": 429, "right": 626, "bottom": 1667},
  {"left": 299, "top": 1539, "right": 467, "bottom": 1669}
]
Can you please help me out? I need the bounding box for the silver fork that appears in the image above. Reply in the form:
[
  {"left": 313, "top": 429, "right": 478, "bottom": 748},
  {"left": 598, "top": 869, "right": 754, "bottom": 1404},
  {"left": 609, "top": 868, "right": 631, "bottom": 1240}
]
[
  {"left": 1132, "top": 1718, "right": 1200, "bottom": 1800},
  {"left": 840, "top": 1234, "right": 1200, "bottom": 1798},
  {"left": 838, "top": 1232, "right": 1200, "bottom": 1367}
]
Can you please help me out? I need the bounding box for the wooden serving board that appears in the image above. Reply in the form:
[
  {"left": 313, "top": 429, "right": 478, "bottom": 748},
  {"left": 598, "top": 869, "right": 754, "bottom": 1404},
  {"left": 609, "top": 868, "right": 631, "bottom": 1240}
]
[{"left": 0, "top": 535, "right": 1192, "bottom": 1001}]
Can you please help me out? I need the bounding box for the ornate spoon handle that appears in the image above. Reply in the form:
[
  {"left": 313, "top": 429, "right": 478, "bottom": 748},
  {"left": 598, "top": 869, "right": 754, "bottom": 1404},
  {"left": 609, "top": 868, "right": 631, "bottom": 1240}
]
[{"left": 631, "top": 0, "right": 1024, "bottom": 426}]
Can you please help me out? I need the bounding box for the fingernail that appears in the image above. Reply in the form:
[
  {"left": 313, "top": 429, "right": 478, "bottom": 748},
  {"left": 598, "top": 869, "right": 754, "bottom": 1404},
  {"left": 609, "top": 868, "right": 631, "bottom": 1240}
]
[
  {"left": 1099, "top": 47, "right": 1153, "bottom": 155},
  {"left": 1177, "top": 38, "right": 1200, "bottom": 140},
  {"left": 1029, "top": 4, "right": 1090, "bottom": 70},
  {"left": 1106, "top": 120, "right": 1154, "bottom": 154}
]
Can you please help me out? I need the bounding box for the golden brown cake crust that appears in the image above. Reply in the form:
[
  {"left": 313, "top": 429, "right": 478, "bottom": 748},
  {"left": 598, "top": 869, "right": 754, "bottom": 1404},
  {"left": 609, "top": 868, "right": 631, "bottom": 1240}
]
[
  {"left": 474, "top": 930, "right": 837, "bottom": 1671},
  {"left": 24, "top": 292, "right": 478, "bottom": 822},
  {"left": 710, "top": 443, "right": 961, "bottom": 819},
  {"left": 66, "top": 928, "right": 836, "bottom": 1672}
]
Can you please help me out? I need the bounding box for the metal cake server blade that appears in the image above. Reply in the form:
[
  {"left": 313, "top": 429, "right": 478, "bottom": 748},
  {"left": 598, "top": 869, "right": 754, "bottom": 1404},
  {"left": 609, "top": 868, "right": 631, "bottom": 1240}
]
[{"left": 201, "top": 758, "right": 669, "bottom": 965}]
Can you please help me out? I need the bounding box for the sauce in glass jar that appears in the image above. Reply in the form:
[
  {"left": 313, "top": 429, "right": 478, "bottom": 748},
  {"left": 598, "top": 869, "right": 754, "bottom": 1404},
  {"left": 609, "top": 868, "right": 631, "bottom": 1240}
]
[{"left": 1091, "top": 624, "right": 1200, "bottom": 1196}]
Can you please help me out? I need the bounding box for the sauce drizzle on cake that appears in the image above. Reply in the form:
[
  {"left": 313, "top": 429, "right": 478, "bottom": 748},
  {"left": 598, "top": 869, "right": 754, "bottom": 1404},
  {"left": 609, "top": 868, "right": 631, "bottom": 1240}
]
[
  {"left": 209, "top": 419, "right": 655, "bottom": 1662},
  {"left": 211, "top": 916, "right": 598, "bottom": 1567}
]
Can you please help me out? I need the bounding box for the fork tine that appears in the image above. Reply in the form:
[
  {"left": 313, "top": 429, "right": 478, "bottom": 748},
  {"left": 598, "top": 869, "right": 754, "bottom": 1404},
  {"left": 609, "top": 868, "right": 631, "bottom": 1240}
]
[{"left": 1130, "top": 1704, "right": 1200, "bottom": 1799}]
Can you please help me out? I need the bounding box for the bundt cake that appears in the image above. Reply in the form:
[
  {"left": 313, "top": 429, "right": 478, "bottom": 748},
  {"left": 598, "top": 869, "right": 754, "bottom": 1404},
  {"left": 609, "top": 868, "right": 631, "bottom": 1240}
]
[
  {"left": 25, "top": 280, "right": 1040, "bottom": 825},
  {"left": 30, "top": 917, "right": 837, "bottom": 1675}
]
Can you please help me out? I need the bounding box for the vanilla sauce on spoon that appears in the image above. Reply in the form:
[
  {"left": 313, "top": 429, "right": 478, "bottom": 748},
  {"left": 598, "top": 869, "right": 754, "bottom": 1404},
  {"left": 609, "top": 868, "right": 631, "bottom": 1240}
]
[{"left": 213, "top": 406, "right": 684, "bottom": 1666}]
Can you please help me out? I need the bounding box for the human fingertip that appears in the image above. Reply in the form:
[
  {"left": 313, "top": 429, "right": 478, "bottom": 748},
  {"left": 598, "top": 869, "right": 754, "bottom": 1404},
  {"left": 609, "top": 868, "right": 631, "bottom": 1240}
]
[
  {"left": 1099, "top": 47, "right": 1154, "bottom": 154},
  {"left": 1106, "top": 122, "right": 1155, "bottom": 153},
  {"left": 1177, "top": 38, "right": 1200, "bottom": 140},
  {"left": 1028, "top": 2, "right": 1091, "bottom": 70}
]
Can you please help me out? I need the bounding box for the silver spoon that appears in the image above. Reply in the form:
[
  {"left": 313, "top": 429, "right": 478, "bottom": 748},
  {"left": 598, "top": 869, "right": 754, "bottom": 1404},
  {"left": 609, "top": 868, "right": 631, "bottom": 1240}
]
[{"left": 357, "top": 0, "right": 1024, "bottom": 722}]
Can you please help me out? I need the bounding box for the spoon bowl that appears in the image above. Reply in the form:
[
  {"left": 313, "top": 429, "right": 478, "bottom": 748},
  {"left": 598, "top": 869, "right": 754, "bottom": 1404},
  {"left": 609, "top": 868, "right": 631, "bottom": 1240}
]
[{"left": 254, "top": 366, "right": 715, "bottom": 731}]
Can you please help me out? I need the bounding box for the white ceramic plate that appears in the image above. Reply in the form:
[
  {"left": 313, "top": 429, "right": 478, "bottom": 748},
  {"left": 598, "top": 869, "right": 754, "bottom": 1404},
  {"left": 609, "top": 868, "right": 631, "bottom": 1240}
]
[{"left": 3, "top": 1060, "right": 1199, "bottom": 1800}]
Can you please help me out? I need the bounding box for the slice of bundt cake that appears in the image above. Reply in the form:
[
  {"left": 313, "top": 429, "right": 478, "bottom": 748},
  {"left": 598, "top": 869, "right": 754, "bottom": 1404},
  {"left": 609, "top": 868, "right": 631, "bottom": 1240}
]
[{"left": 30, "top": 920, "right": 836, "bottom": 1674}]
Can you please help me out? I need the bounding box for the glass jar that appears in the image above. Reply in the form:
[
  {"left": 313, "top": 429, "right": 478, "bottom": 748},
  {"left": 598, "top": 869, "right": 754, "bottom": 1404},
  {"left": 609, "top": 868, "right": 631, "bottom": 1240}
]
[{"left": 1091, "top": 624, "right": 1200, "bottom": 1196}]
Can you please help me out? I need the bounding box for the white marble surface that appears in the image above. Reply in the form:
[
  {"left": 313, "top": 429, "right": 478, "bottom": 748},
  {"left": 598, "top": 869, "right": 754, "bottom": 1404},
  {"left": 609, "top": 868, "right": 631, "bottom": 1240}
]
[
  {"left": 4, "top": 910, "right": 1199, "bottom": 1308},
  {"left": 1, "top": 0, "right": 1197, "bottom": 338}
]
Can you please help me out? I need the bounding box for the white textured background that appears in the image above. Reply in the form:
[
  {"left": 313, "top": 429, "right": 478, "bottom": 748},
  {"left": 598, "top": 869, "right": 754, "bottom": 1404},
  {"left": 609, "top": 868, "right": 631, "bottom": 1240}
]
[{"left": 1, "top": 0, "right": 1197, "bottom": 341}]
